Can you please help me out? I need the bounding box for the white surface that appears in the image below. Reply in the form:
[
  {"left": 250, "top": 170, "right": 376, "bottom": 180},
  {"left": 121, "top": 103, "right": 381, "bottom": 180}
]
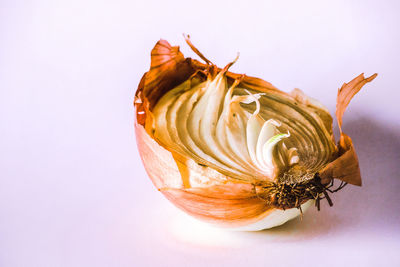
[
  {"left": 1, "top": 0, "right": 400, "bottom": 266},
  {"left": 230, "top": 200, "right": 314, "bottom": 231}
]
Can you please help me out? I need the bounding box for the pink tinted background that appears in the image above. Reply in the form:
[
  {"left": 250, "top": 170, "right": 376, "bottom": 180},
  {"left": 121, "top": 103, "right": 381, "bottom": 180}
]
[{"left": 1, "top": 0, "right": 399, "bottom": 266}]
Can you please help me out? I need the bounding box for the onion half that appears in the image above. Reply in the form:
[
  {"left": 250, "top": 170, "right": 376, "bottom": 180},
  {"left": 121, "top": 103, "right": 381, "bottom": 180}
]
[{"left": 134, "top": 37, "right": 377, "bottom": 230}]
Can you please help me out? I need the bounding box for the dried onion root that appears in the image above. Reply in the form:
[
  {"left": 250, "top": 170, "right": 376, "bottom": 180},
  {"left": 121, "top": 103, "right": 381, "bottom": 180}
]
[{"left": 134, "top": 37, "right": 377, "bottom": 230}]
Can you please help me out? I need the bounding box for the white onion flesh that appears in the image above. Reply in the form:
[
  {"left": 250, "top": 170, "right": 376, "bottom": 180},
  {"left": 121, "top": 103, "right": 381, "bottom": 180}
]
[{"left": 228, "top": 200, "right": 313, "bottom": 231}]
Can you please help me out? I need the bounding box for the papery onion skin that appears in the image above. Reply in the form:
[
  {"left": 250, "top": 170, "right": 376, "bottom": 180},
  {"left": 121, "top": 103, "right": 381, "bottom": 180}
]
[{"left": 134, "top": 39, "right": 377, "bottom": 230}]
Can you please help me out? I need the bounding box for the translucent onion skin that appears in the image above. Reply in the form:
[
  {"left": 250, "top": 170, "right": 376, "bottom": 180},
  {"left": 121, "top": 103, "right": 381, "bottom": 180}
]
[{"left": 134, "top": 39, "right": 377, "bottom": 230}]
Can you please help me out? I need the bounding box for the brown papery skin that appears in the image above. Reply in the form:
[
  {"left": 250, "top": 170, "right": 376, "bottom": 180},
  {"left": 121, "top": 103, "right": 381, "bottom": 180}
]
[{"left": 134, "top": 39, "right": 377, "bottom": 227}]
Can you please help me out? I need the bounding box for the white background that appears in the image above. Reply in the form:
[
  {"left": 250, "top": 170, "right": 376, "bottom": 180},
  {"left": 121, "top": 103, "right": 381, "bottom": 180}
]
[{"left": 1, "top": 0, "right": 399, "bottom": 266}]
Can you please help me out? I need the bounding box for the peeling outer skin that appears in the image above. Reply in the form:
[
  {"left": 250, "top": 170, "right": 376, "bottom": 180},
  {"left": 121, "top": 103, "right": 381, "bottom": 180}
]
[
  {"left": 320, "top": 73, "right": 378, "bottom": 186},
  {"left": 319, "top": 134, "right": 361, "bottom": 185},
  {"left": 134, "top": 39, "right": 377, "bottom": 227}
]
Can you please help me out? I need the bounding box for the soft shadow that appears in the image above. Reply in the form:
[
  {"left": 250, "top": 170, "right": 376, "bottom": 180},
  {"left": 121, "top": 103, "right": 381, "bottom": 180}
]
[{"left": 237, "top": 116, "right": 400, "bottom": 242}]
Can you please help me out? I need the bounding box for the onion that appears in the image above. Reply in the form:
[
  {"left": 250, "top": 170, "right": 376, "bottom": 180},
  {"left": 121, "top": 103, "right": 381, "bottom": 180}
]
[{"left": 134, "top": 36, "right": 377, "bottom": 230}]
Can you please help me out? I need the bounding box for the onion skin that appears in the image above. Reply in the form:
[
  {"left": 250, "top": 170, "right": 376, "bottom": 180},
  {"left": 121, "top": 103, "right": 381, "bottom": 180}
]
[{"left": 134, "top": 39, "right": 377, "bottom": 229}]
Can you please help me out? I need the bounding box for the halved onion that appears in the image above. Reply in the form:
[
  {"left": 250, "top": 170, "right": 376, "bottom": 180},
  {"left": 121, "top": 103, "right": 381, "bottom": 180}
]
[{"left": 134, "top": 37, "right": 377, "bottom": 230}]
